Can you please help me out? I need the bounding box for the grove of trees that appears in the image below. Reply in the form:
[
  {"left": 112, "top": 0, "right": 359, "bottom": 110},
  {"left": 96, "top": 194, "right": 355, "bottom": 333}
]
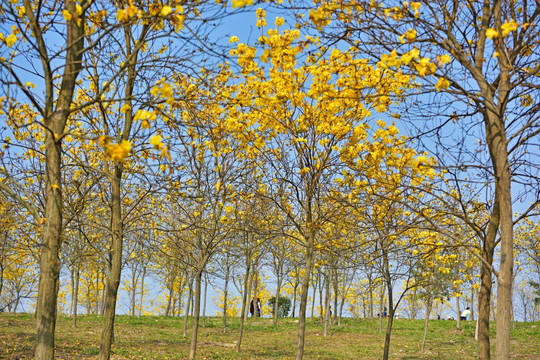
[{"left": 0, "top": 1, "right": 538, "bottom": 360}]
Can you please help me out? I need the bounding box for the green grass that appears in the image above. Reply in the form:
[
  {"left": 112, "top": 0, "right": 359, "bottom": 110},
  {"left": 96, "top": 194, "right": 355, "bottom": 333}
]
[{"left": 1, "top": 313, "right": 539, "bottom": 359}]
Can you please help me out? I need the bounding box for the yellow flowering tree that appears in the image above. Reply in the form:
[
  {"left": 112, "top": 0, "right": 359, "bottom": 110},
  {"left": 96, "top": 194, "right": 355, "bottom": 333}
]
[{"left": 225, "top": 12, "right": 422, "bottom": 358}]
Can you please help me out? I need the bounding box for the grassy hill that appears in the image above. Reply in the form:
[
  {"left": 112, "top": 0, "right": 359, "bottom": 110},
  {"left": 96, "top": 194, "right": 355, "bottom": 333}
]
[{"left": 1, "top": 313, "right": 539, "bottom": 359}]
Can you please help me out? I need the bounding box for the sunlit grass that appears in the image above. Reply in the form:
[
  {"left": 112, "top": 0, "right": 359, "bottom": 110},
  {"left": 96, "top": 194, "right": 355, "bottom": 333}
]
[{"left": 1, "top": 313, "right": 539, "bottom": 359}]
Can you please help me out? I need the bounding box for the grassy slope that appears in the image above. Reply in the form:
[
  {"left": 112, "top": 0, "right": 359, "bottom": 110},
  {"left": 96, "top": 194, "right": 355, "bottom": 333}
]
[{"left": 1, "top": 313, "right": 539, "bottom": 359}]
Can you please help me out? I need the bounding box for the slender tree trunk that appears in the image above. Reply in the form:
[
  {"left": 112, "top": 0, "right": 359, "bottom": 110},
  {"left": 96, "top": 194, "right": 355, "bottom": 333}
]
[
  {"left": 495, "top": 168, "right": 513, "bottom": 360},
  {"left": 338, "top": 297, "right": 345, "bottom": 325},
  {"left": 382, "top": 298, "right": 395, "bottom": 360},
  {"left": 72, "top": 265, "right": 80, "bottom": 328},
  {"left": 292, "top": 277, "right": 299, "bottom": 318},
  {"left": 456, "top": 296, "right": 461, "bottom": 330},
  {"left": 0, "top": 263, "right": 4, "bottom": 304},
  {"left": 98, "top": 17, "right": 146, "bottom": 358},
  {"left": 223, "top": 265, "right": 230, "bottom": 332},
  {"left": 478, "top": 191, "right": 499, "bottom": 359},
  {"left": 323, "top": 273, "right": 330, "bottom": 337},
  {"left": 368, "top": 275, "right": 374, "bottom": 318},
  {"left": 99, "top": 170, "right": 124, "bottom": 360},
  {"left": 332, "top": 268, "right": 338, "bottom": 326},
  {"left": 379, "top": 287, "right": 385, "bottom": 333},
  {"left": 273, "top": 273, "right": 282, "bottom": 325},
  {"left": 183, "top": 277, "right": 193, "bottom": 338},
  {"left": 202, "top": 271, "right": 208, "bottom": 327},
  {"left": 177, "top": 277, "right": 186, "bottom": 317},
  {"left": 0, "top": 264, "right": 4, "bottom": 308},
  {"left": 252, "top": 266, "right": 259, "bottom": 318},
  {"left": 318, "top": 276, "right": 324, "bottom": 324},
  {"left": 35, "top": 107, "right": 65, "bottom": 360},
  {"left": 138, "top": 266, "right": 146, "bottom": 317},
  {"left": 98, "top": 270, "right": 104, "bottom": 315},
  {"left": 32, "top": 1, "right": 84, "bottom": 357},
  {"left": 189, "top": 268, "right": 204, "bottom": 359},
  {"left": 86, "top": 284, "right": 91, "bottom": 315},
  {"left": 236, "top": 262, "right": 251, "bottom": 352},
  {"left": 165, "top": 274, "right": 174, "bottom": 316},
  {"left": 311, "top": 269, "right": 319, "bottom": 320},
  {"left": 382, "top": 243, "right": 393, "bottom": 360},
  {"left": 295, "top": 227, "right": 315, "bottom": 360},
  {"left": 130, "top": 266, "right": 137, "bottom": 316},
  {"left": 488, "top": 3, "right": 514, "bottom": 356},
  {"left": 421, "top": 294, "right": 433, "bottom": 351},
  {"left": 470, "top": 285, "right": 475, "bottom": 321},
  {"left": 243, "top": 273, "right": 252, "bottom": 321}
]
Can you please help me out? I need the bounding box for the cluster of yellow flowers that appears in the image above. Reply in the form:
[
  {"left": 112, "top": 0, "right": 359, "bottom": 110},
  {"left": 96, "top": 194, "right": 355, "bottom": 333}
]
[
  {"left": 231, "top": 0, "right": 254, "bottom": 9},
  {"left": 149, "top": 134, "right": 171, "bottom": 161},
  {"left": 105, "top": 139, "right": 133, "bottom": 163},
  {"left": 134, "top": 109, "right": 157, "bottom": 129}
]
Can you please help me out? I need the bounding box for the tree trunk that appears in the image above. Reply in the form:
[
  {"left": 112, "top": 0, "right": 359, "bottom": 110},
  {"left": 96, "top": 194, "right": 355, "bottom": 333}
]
[
  {"left": 295, "top": 228, "right": 315, "bottom": 360},
  {"left": 471, "top": 286, "right": 475, "bottom": 321},
  {"left": 138, "top": 266, "right": 146, "bottom": 317},
  {"left": 323, "top": 272, "right": 330, "bottom": 337},
  {"left": 243, "top": 272, "right": 252, "bottom": 321},
  {"left": 273, "top": 273, "right": 282, "bottom": 325},
  {"left": 477, "top": 194, "right": 498, "bottom": 359},
  {"left": 35, "top": 114, "right": 65, "bottom": 360},
  {"left": 332, "top": 268, "right": 338, "bottom": 326},
  {"left": 0, "top": 264, "right": 4, "bottom": 309},
  {"left": 456, "top": 296, "right": 461, "bottom": 330},
  {"left": 382, "top": 304, "right": 395, "bottom": 360},
  {"left": 202, "top": 271, "right": 207, "bottom": 327},
  {"left": 183, "top": 277, "right": 193, "bottom": 338},
  {"left": 98, "top": 270, "right": 104, "bottom": 315},
  {"left": 236, "top": 262, "right": 251, "bottom": 352},
  {"left": 338, "top": 297, "right": 345, "bottom": 325},
  {"left": 223, "top": 265, "right": 230, "bottom": 332},
  {"left": 72, "top": 265, "right": 80, "bottom": 328},
  {"left": 33, "top": 0, "right": 84, "bottom": 356},
  {"left": 130, "top": 266, "right": 137, "bottom": 316},
  {"left": 494, "top": 166, "right": 513, "bottom": 360},
  {"left": 292, "top": 277, "right": 298, "bottom": 318},
  {"left": 382, "top": 243, "right": 393, "bottom": 360},
  {"left": 311, "top": 269, "right": 319, "bottom": 320},
  {"left": 189, "top": 268, "right": 204, "bottom": 359},
  {"left": 421, "top": 295, "right": 432, "bottom": 351},
  {"left": 318, "top": 275, "right": 324, "bottom": 324},
  {"left": 378, "top": 287, "right": 385, "bottom": 333},
  {"left": 98, "top": 17, "right": 143, "bottom": 358},
  {"left": 368, "top": 273, "right": 374, "bottom": 318},
  {"left": 99, "top": 169, "right": 124, "bottom": 360},
  {"left": 165, "top": 274, "right": 174, "bottom": 316}
]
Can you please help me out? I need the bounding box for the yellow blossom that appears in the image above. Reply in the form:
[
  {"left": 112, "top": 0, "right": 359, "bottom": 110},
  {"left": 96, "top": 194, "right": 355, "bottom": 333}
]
[
  {"left": 150, "top": 134, "right": 163, "bottom": 149},
  {"left": 232, "top": 0, "right": 254, "bottom": 9},
  {"left": 5, "top": 34, "right": 17, "bottom": 47},
  {"left": 105, "top": 140, "right": 132, "bottom": 162},
  {"left": 415, "top": 57, "right": 435, "bottom": 76},
  {"left": 439, "top": 54, "right": 451, "bottom": 65},
  {"left": 486, "top": 28, "right": 498, "bottom": 39},
  {"left": 160, "top": 6, "right": 172, "bottom": 17},
  {"left": 116, "top": 8, "right": 129, "bottom": 22},
  {"left": 410, "top": 2, "right": 421, "bottom": 17},
  {"left": 435, "top": 77, "right": 450, "bottom": 91},
  {"left": 501, "top": 19, "right": 518, "bottom": 36},
  {"left": 399, "top": 29, "right": 416, "bottom": 43}
]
